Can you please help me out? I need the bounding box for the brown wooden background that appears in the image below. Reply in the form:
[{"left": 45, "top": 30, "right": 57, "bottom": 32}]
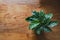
[{"left": 0, "top": 0, "right": 60, "bottom": 40}]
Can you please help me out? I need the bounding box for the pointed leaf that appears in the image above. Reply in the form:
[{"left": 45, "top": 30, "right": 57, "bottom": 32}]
[
  {"left": 26, "top": 17, "right": 33, "bottom": 22},
  {"left": 32, "top": 10, "right": 39, "bottom": 17},
  {"left": 45, "top": 13, "right": 53, "bottom": 19},
  {"left": 38, "top": 10, "right": 45, "bottom": 22},
  {"left": 26, "top": 15, "right": 39, "bottom": 22},
  {"left": 43, "top": 27, "right": 52, "bottom": 32},
  {"left": 36, "top": 28, "right": 42, "bottom": 35},
  {"left": 43, "top": 18, "right": 51, "bottom": 25},
  {"left": 48, "top": 21, "right": 58, "bottom": 28},
  {"left": 29, "top": 21, "right": 40, "bottom": 30},
  {"left": 39, "top": 10, "right": 45, "bottom": 17}
]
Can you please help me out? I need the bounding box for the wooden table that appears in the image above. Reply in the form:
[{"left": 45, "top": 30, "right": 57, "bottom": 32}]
[{"left": 0, "top": 0, "right": 60, "bottom": 40}]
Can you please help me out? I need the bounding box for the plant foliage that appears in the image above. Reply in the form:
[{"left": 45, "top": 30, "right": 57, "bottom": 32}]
[{"left": 26, "top": 10, "right": 58, "bottom": 35}]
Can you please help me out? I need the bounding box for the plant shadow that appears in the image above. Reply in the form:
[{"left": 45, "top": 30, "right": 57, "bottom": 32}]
[{"left": 33, "top": 31, "right": 48, "bottom": 40}]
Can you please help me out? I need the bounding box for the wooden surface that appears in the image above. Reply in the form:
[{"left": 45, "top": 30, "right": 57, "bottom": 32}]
[{"left": 0, "top": 0, "right": 60, "bottom": 40}]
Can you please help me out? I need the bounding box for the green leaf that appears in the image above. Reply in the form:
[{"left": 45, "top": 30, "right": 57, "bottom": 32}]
[
  {"left": 39, "top": 10, "right": 45, "bottom": 17},
  {"left": 48, "top": 21, "right": 58, "bottom": 28},
  {"left": 26, "top": 17, "right": 33, "bottom": 22},
  {"left": 45, "top": 13, "right": 53, "bottom": 19},
  {"left": 43, "top": 18, "right": 51, "bottom": 25},
  {"left": 36, "top": 28, "right": 42, "bottom": 35},
  {"left": 26, "top": 15, "right": 39, "bottom": 22},
  {"left": 38, "top": 10, "right": 45, "bottom": 22},
  {"left": 29, "top": 21, "right": 40, "bottom": 30},
  {"left": 43, "top": 27, "right": 52, "bottom": 32},
  {"left": 32, "top": 10, "right": 39, "bottom": 17}
]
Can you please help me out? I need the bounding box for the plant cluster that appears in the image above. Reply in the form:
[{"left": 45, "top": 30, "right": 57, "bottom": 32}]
[{"left": 26, "top": 10, "right": 58, "bottom": 35}]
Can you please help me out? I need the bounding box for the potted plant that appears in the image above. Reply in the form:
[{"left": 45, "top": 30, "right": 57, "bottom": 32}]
[{"left": 26, "top": 10, "right": 58, "bottom": 35}]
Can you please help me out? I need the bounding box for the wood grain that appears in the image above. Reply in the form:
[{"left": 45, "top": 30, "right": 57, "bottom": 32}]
[{"left": 0, "top": 0, "right": 60, "bottom": 40}]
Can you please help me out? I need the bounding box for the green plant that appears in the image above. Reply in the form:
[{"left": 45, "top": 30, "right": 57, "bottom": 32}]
[{"left": 26, "top": 10, "right": 58, "bottom": 35}]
